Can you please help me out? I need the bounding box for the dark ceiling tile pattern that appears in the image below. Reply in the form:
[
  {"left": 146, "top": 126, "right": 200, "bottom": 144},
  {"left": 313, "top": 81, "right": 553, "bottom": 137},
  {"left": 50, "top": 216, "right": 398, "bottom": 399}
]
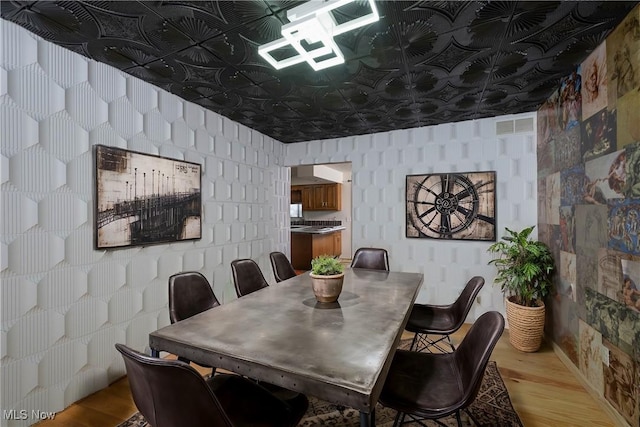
[{"left": 2, "top": 0, "right": 638, "bottom": 143}]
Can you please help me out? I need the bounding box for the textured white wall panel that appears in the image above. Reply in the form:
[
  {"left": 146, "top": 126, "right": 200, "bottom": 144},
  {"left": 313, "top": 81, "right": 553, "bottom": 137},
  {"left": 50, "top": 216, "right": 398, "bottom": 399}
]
[
  {"left": 64, "top": 297, "right": 108, "bottom": 339},
  {"left": 65, "top": 83, "right": 109, "bottom": 132},
  {"left": 1, "top": 105, "right": 39, "bottom": 157},
  {"left": 1, "top": 276, "right": 37, "bottom": 324},
  {"left": 108, "top": 97, "right": 143, "bottom": 139},
  {"left": 37, "top": 341, "right": 86, "bottom": 388},
  {"left": 88, "top": 62, "right": 126, "bottom": 103},
  {"left": 126, "top": 78, "right": 158, "bottom": 115},
  {"left": 1, "top": 21, "right": 38, "bottom": 70},
  {"left": 2, "top": 193, "right": 38, "bottom": 236},
  {"left": 7, "top": 63, "right": 65, "bottom": 121},
  {"left": 39, "top": 113, "right": 91, "bottom": 162},
  {"left": 37, "top": 268, "right": 87, "bottom": 310}
]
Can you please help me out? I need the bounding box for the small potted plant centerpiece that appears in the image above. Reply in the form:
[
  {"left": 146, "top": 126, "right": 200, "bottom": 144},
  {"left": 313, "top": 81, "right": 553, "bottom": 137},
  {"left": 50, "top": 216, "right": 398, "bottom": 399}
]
[
  {"left": 487, "top": 226, "right": 555, "bottom": 352},
  {"left": 310, "top": 255, "right": 345, "bottom": 303}
]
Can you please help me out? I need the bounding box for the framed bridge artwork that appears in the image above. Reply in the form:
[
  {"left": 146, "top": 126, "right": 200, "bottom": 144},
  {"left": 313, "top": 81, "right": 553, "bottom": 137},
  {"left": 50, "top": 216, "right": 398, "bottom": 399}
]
[
  {"left": 406, "top": 171, "right": 496, "bottom": 241},
  {"left": 94, "top": 145, "right": 202, "bottom": 249}
]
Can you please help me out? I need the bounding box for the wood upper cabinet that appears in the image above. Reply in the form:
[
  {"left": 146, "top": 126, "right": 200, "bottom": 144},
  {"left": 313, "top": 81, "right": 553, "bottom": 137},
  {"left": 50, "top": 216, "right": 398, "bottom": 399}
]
[{"left": 291, "top": 183, "right": 341, "bottom": 211}]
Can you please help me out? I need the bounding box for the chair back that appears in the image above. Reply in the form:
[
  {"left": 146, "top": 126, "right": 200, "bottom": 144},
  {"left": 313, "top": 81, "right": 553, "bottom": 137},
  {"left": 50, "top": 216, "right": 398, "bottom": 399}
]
[
  {"left": 231, "top": 259, "right": 269, "bottom": 297},
  {"left": 450, "top": 276, "right": 485, "bottom": 328},
  {"left": 115, "top": 344, "right": 231, "bottom": 427},
  {"left": 350, "top": 247, "right": 389, "bottom": 271},
  {"left": 454, "top": 311, "right": 505, "bottom": 407},
  {"left": 270, "top": 252, "right": 296, "bottom": 282},
  {"left": 169, "top": 272, "right": 220, "bottom": 324}
]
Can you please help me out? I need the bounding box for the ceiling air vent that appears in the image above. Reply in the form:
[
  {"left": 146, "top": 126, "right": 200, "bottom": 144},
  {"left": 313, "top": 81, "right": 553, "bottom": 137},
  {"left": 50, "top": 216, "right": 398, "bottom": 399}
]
[{"left": 496, "top": 117, "right": 534, "bottom": 135}]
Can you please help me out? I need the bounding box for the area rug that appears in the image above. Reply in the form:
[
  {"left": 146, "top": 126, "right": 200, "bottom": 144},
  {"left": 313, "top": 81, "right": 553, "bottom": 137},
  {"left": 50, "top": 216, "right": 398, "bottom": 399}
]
[{"left": 118, "top": 344, "right": 522, "bottom": 426}]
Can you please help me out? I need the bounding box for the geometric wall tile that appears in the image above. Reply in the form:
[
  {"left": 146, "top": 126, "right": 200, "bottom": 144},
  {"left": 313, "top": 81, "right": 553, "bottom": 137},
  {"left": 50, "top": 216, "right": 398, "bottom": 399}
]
[
  {"left": 37, "top": 41, "right": 88, "bottom": 89},
  {"left": 1, "top": 104, "right": 39, "bottom": 157},
  {"left": 38, "top": 193, "right": 88, "bottom": 232},
  {"left": 63, "top": 367, "right": 109, "bottom": 408},
  {"left": 1, "top": 153, "right": 8, "bottom": 184},
  {"left": 126, "top": 77, "right": 158, "bottom": 115},
  {"left": 125, "top": 314, "right": 159, "bottom": 352},
  {"left": 126, "top": 256, "right": 158, "bottom": 288},
  {"left": 2, "top": 192, "right": 38, "bottom": 235},
  {"left": 170, "top": 118, "right": 193, "bottom": 149},
  {"left": 142, "top": 110, "right": 171, "bottom": 142},
  {"left": 63, "top": 227, "right": 105, "bottom": 266},
  {"left": 1, "top": 66, "right": 6, "bottom": 97},
  {"left": 87, "top": 263, "right": 126, "bottom": 297},
  {"left": 7, "top": 233, "right": 65, "bottom": 275},
  {"left": 64, "top": 83, "right": 108, "bottom": 132},
  {"left": 182, "top": 250, "right": 204, "bottom": 272},
  {"left": 8, "top": 148, "right": 66, "bottom": 194},
  {"left": 184, "top": 102, "right": 204, "bottom": 129},
  {"left": 64, "top": 297, "right": 108, "bottom": 339},
  {"left": 1, "top": 330, "right": 6, "bottom": 360},
  {"left": 156, "top": 253, "right": 183, "bottom": 280},
  {"left": 158, "top": 91, "right": 183, "bottom": 123},
  {"left": 1, "top": 242, "right": 7, "bottom": 273},
  {"left": 37, "top": 341, "right": 87, "bottom": 388},
  {"left": 107, "top": 289, "right": 143, "bottom": 324},
  {"left": 87, "top": 62, "right": 126, "bottom": 103},
  {"left": 7, "top": 310, "right": 52, "bottom": 358},
  {"left": 194, "top": 127, "right": 213, "bottom": 153},
  {"left": 7, "top": 64, "right": 65, "bottom": 120},
  {"left": 0, "top": 276, "right": 37, "bottom": 324},
  {"left": 37, "top": 268, "right": 87, "bottom": 310},
  {"left": 108, "top": 97, "right": 143, "bottom": 139},
  {"left": 142, "top": 279, "right": 166, "bottom": 313},
  {"left": 39, "top": 112, "right": 90, "bottom": 163},
  {"left": 1, "top": 21, "right": 38, "bottom": 70}
]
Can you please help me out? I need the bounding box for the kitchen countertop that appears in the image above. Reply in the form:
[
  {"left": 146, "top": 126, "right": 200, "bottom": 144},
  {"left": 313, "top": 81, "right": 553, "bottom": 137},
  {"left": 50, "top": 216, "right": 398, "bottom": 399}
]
[{"left": 290, "top": 225, "right": 345, "bottom": 234}]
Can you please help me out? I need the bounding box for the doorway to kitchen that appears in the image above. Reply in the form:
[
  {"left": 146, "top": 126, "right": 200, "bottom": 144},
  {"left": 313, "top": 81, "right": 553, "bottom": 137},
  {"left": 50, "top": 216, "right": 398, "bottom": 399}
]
[{"left": 290, "top": 162, "right": 352, "bottom": 265}]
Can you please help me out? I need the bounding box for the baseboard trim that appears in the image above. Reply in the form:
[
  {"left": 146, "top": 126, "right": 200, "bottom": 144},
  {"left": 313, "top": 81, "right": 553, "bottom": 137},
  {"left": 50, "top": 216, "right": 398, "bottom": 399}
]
[{"left": 550, "top": 341, "right": 630, "bottom": 427}]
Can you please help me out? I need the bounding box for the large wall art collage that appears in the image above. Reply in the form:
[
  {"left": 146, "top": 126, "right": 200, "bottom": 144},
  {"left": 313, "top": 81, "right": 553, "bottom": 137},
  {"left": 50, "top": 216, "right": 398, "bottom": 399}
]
[{"left": 537, "top": 6, "right": 640, "bottom": 426}]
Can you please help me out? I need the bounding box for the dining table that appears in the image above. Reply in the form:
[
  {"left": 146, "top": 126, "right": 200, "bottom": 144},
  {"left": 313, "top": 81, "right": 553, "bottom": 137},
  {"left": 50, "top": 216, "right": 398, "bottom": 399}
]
[{"left": 149, "top": 267, "right": 424, "bottom": 427}]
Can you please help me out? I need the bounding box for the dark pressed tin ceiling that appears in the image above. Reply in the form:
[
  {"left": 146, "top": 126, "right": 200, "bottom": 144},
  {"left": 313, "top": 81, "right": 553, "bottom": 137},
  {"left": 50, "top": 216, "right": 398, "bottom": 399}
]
[{"left": 2, "top": 1, "right": 638, "bottom": 143}]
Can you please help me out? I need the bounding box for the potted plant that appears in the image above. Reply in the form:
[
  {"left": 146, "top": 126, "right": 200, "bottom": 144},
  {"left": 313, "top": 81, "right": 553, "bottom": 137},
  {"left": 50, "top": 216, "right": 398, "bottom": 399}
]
[
  {"left": 310, "top": 255, "right": 345, "bottom": 303},
  {"left": 487, "top": 226, "right": 555, "bottom": 352}
]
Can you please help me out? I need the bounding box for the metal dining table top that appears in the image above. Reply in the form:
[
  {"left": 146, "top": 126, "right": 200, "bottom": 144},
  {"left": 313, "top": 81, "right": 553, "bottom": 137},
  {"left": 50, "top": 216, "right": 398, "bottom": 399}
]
[{"left": 149, "top": 267, "right": 423, "bottom": 417}]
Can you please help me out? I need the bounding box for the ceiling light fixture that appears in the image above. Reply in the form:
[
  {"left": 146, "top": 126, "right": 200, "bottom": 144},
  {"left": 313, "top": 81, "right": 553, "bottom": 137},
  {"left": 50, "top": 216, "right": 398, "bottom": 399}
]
[{"left": 258, "top": 0, "right": 379, "bottom": 71}]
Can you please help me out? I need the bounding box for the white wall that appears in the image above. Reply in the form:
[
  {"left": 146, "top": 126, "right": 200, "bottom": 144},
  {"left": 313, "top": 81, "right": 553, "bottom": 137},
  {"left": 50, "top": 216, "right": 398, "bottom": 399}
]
[
  {"left": 1, "top": 21, "right": 289, "bottom": 426},
  {"left": 286, "top": 115, "right": 539, "bottom": 315}
]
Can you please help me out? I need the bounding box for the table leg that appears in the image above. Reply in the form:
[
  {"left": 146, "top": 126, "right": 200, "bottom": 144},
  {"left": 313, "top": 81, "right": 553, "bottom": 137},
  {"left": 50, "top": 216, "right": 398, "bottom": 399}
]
[{"left": 359, "top": 408, "right": 375, "bottom": 427}]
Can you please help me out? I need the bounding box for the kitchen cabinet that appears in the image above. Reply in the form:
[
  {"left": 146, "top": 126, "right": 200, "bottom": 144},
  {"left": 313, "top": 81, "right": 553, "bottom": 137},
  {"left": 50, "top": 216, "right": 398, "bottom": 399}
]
[
  {"left": 291, "top": 230, "right": 342, "bottom": 270},
  {"left": 291, "top": 183, "right": 341, "bottom": 211}
]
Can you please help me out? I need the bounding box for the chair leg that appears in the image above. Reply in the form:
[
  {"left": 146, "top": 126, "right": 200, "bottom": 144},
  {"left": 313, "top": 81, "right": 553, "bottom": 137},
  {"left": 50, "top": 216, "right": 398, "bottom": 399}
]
[
  {"left": 411, "top": 333, "right": 456, "bottom": 353},
  {"left": 455, "top": 410, "right": 463, "bottom": 427}
]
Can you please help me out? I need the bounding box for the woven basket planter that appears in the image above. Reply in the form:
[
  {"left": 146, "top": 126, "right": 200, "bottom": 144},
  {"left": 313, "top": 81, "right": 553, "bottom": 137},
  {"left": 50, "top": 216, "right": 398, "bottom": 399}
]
[{"left": 505, "top": 296, "right": 545, "bottom": 352}]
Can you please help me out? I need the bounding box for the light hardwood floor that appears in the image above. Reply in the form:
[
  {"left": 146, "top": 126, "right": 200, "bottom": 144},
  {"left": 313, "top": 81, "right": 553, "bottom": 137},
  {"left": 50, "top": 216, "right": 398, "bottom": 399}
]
[{"left": 35, "top": 325, "right": 616, "bottom": 427}]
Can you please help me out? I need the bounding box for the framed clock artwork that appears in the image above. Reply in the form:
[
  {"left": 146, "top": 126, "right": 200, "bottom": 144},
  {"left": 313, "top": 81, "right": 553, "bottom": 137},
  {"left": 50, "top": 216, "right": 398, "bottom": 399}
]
[{"left": 406, "top": 171, "right": 496, "bottom": 241}]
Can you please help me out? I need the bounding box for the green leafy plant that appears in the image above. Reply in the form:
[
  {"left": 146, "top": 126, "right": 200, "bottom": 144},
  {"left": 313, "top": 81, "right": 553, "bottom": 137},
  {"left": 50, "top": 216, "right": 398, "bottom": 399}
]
[
  {"left": 311, "top": 255, "right": 344, "bottom": 276},
  {"left": 487, "top": 226, "right": 555, "bottom": 307}
]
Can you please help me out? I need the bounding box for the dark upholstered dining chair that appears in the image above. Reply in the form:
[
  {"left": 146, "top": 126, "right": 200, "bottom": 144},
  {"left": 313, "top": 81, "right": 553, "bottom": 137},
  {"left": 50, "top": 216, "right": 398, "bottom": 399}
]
[
  {"left": 168, "top": 271, "right": 220, "bottom": 374},
  {"left": 115, "top": 343, "right": 308, "bottom": 427},
  {"left": 350, "top": 247, "right": 390, "bottom": 271},
  {"left": 379, "top": 311, "right": 504, "bottom": 427},
  {"left": 231, "top": 259, "right": 269, "bottom": 298},
  {"left": 269, "top": 252, "right": 297, "bottom": 283},
  {"left": 406, "top": 276, "right": 485, "bottom": 353}
]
